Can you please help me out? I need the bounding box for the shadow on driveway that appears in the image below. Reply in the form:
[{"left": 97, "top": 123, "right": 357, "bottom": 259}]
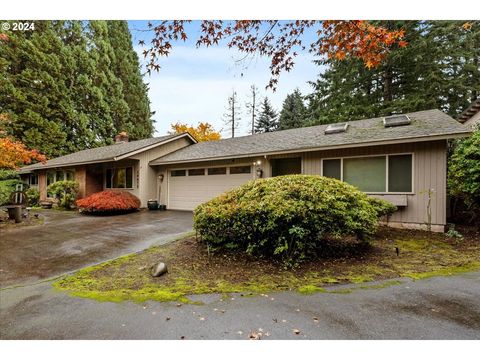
[{"left": 0, "top": 210, "right": 193, "bottom": 287}]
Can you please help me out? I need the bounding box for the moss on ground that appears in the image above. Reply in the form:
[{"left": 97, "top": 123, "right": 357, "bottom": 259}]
[{"left": 53, "top": 227, "right": 480, "bottom": 303}]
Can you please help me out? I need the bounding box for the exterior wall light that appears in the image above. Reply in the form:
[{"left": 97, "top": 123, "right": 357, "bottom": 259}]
[{"left": 256, "top": 168, "right": 263, "bottom": 178}]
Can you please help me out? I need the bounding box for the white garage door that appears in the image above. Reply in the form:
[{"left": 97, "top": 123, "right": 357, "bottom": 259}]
[{"left": 168, "top": 166, "right": 253, "bottom": 210}]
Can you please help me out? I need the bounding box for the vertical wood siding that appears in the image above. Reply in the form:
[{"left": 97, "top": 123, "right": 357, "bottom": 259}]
[{"left": 302, "top": 140, "right": 447, "bottom": 225}]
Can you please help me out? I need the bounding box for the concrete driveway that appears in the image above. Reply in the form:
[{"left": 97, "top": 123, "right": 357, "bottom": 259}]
[
  {"left": 1, "top": 272, "right": 479, "bottom": 339},
  {"left": 0, "top": 210, "right": 193, "bottom": 287}
]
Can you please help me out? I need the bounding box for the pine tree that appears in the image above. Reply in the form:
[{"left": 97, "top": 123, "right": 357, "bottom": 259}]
[
  {"left": 245, "top": 84, "right": 260, "bottom": 135},
  {"left": 278, "top": 88, "right": 307, "bottom": 130},
  {"left": 255, "top": 97, "right": 278, "bottom": 133},
  {"left": 107, "top": 21, "right": 153, "bottom": 139},
  {"left": 306, "top": 21, "right": 480, "bottom": 125},
  {"left": 222, "top": 90, "right": 241, "bottom": 138},
  {"left": 0, "top": 21, "right": 69, "bottom": 157}
]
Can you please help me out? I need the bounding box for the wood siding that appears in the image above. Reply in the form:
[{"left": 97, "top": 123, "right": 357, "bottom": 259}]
[
  {"left": 302, "top": 140, "right": 447, "bottom": 226},
  {"left": 130, "top": 136, "right": 193, "bottom": 206}
]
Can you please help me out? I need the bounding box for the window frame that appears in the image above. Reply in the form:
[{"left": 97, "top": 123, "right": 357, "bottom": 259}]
[
  {"left": 229, "top": 165, "right": 251, "bottom": 175},
  {"left": 321, "top": 152, "right": 414, "bottom": 195},
  {"left": 105, "top": 166, "right": 134, "bottom": 189},
  {"left": 208, "top": 167, "right": 227, "bottom": 175}
]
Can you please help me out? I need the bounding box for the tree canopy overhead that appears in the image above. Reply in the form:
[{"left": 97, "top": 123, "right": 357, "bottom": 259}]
[
  {"left": 140, "top": 20, "right": 407, "bottom": 90},
  {"left": 0, "top": 20, "right": 153, "bottom": 159},
  {"left": 306, "top": 21, "right": 480, "bottom": 124}
]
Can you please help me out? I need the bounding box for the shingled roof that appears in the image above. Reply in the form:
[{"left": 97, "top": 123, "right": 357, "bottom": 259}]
[
  {"left": 458, "top": 98, "right": 480, "bottom": 123},
  {"left": 151, "top": 109, "right": 470, "bottom": 165},
  {"left": 19, "top": 133, "right": 193, "bottom": 173}
]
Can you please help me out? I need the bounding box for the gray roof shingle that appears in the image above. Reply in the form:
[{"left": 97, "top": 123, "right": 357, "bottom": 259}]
[
  {"left": 151, "top": 109, "right": 470, "bottom": 165},
  {"left": 19, "top": 134, "right": 180, "bottom": 173}
]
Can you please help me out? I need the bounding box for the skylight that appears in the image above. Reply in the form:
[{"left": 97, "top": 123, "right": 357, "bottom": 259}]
[
  {"left": 325, "top": 122, "right": 349, "bottom": 134},
  {"left": 383, "top": 115, "right": 411, "bottom": 128}
]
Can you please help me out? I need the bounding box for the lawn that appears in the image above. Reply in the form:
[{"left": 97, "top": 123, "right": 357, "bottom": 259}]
[{"left": 53, "top": 226, "right": 480, "bottom": 303}]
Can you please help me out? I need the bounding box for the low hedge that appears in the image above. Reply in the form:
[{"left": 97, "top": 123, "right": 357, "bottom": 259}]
[
  {"left": 76, "top": 190, "right": 141, "bottom": 214},
  {"left": 194, "top": 175, "right": 396, "bottom": 267}
]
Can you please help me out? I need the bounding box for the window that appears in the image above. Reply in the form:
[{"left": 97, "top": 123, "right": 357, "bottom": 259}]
[
  {"left": 29, "top": 174, "right": 38, "bottom": 186},
  {"left": 47, "top": 171, "right": 55, "bottom": 186},
  {"left": 208, "top": 167, "right": 227, "bottom": 175},
  {"left": 388, "top": 155, "right": 412, "bottom": 192},
  {"left": 105, "top": 167, "right": 134, "bottom": 189},
  {"left": 322, "top": 159, "right": 341, "bottom": 180},
  {"left": 65, "top": 170, "right": 75, "bottom": 181},
  {"left": 322, "top": 154, "right": 413, "bottom": 193},
  {"left": 171, "top": 170, "right": 186, "bottom": 177},
  {"left": 188, "top": 168, "right": 205, "bottom": 176},
  {"left": 343, "top": 157, "right": 386, "bottom": 192},
  {"left": 230, "top": 166, "right": 251, "bottom": 174}
]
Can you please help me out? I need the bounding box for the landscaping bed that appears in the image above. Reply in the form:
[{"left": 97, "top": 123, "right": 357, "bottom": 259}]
[{"left": 53, "top": 226, "right": 480, "bottom": 303}]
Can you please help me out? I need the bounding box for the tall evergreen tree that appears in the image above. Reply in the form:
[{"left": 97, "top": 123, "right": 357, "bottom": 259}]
[
  {"left": 0, "top": 21, "right": 69, "bottom": 157},
  {"left": 255, "top": 97, "right": 278, "bottom": 133},
  {"left": 306, "top": 21, "right": 480, "bottom": 125},
  {"left": 278, "top": 88, "right": 307, "bottom": 130},
  {"left": 1, "top": 21, "right": 154, "bottom": 158},
  {"left": 107, "top": 21, "right": 153, "bottom": 139}
]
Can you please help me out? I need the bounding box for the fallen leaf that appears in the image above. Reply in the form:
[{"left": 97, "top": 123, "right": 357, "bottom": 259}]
[
  {"left": 273, "top": 318, "right": 278, "bottom": 323},
  {"left": 220, "top": 310, "right": 226, "bottom": 313},
  {"left": 282, "top": 319, "right": 287, "bottom": 323},
  {"left": 313, "top": 317, "right": 319, "bottom": 322},
  {"left": 180, "top": 336, "right": 185, "bottom": 340},
  {"left": 295, "top": 309, "right": 300, "bottom": 312},
  {"left": 166, "top": 317, "right": 171, "bottom": 321},
  {"left": 293, "top": 329, "right": 301, "bottom": 335},
  {"left": 176, "top": 303, "right": 182, "bottom": 307},
  {"left": 249, "top": 331, "right": 262, "bottom": 340},
  {"left": 199, "top": 317, "right": 205, "bottom": 321}
]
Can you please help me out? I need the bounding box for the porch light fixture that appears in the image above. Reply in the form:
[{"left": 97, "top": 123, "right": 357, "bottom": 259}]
[
  {"left": 256, "top": 168, "right": 263, "bottom": 178},
  {"left": 159, "top": 174, "right": 164, "bottom": 182}
]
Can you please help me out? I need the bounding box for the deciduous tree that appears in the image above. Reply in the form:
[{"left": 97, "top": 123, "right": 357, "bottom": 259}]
[
  {"left": 139, "top": 20, "right": 407, "bottom": 90},
  {"left": 170, "top": 122, "right": 221, "bottom": 142}
]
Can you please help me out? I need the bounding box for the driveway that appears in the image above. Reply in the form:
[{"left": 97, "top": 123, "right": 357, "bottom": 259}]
[
  {"left": 0, "top": 210, "right": 193, "bottom": 287},
  {"left": 1, "top": 272, "right": 479, "bottom": 339}
]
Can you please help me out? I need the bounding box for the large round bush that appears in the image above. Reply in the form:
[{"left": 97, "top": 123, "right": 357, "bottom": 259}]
[
  {"left": 194, "top": 175, "right": 396, "bottom": 266},
  {"left": 76, "top": 190, "right": 141, "bottom": 214}
]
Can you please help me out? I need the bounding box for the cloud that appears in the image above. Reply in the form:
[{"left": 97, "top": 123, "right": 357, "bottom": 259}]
[{"left": 137, "top": 45, "right": 321, "bottom": 137}]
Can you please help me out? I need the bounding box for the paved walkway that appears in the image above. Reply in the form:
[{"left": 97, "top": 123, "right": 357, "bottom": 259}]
[
  {"left": 0, "top": 209, "right": 193, "bottom": 287},
  {"left": 1, "top": 272, "right": 479, "bottom": 339}
]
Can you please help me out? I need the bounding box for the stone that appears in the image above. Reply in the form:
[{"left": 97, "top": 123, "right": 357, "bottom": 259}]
[{"left": 151, "top": 262, "right": 168, "bottom": 277}]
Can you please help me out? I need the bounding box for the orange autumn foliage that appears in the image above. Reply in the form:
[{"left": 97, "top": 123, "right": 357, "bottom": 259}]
[
  {"left": 170, "top": 122, "right": 221, "bottom": 142},
  {"left": 76, "top": 190, "right": 141, "bottom": 213},
  {"left": 0, "top": 113, "right": 46, "bottom": 169},
  {"left": 141, "top": 20, "right": 407, "bottom": 90}
]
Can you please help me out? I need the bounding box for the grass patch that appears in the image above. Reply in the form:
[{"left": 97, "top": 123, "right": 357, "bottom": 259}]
[{"left": 53, "top": 227, "right": 480, "bottom": 303}]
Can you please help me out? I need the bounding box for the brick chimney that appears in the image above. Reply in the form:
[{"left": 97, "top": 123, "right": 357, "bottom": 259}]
[{"left": 114, "top": 131, "right": 129, "bottom": 144}]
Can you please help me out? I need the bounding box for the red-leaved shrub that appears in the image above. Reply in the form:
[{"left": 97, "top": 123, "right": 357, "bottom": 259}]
[{"left": 76, "top": 190, "right": 141, "bottom": 214}]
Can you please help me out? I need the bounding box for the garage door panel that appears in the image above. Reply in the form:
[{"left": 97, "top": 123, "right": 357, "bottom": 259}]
[{"left": 168, "top": 171, "right": 252, "bottom": 210}]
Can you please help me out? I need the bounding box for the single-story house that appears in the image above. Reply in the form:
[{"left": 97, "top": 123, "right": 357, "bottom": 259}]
[
  {"left": 19, "top": 109, "right": 471, "bottom": 232},
  {"left": 457, "top": 97, "right": 480, "bottom": 129}
]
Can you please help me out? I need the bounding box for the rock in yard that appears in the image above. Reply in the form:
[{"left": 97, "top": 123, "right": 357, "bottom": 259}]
[{"left": 151, "top": 262, "right": 168, "bottom": 277}]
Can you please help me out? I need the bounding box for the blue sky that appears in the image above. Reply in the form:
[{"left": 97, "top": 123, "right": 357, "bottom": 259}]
[{"left": 127, "top": 21, "right": 323, "bottom": 137}]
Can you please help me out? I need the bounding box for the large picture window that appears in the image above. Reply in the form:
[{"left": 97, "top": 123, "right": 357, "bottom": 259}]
[
  {"left": 106, "top": 167, "right": 133, "bottom": 189},
  {"left": 322, "top": 154, "right": 413, "bottom": 193}
]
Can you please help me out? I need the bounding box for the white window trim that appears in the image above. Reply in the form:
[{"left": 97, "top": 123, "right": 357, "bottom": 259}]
[
  {"left": 321, "top": 152, "right": 414, "bottom": 195},
  {"left": 104, "top": 166, "right": 134, "bottom": 190}
]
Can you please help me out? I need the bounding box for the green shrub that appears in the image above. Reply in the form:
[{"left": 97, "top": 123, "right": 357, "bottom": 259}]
[
  {"left": 194, "top": 175, "right": 390, "bottom": 267},
  {"left": 367, "top": 196, "right": 397, "bottom": 217},
  {"left": 26, "top": 187, "right": 40, "bottom": 206},
  {"left": 0, "top": 179, "right": 28, "bottom": 206},
  {"left": 0, "top": 169, "right": 20, "bottom": 181},
  {"left": 47, "top": 180, "right": 79, "bottom": 209}
]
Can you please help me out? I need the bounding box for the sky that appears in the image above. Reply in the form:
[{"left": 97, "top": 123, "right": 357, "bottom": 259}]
[{"left": 127, "top": 21, "right": 323, "bottom": 137}]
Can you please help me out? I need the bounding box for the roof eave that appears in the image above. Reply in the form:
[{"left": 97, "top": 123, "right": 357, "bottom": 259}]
[{"left": 150, "top": 131, "right": 471, "bottom": 166}]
